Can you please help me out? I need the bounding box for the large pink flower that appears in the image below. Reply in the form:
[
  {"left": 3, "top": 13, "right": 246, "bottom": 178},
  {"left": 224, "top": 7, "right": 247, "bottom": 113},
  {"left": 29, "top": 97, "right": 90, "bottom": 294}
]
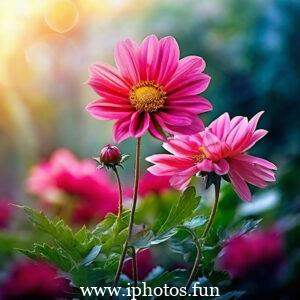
[
  {"left": 147, "top": 112, "right": 277, "bottom": 201},
  {"left": 215, "top": 229, "right": 283, "bottom": 279},
  {"left": 86, "top": 34, "right": 212, "bottom": 142},
  {"left": 27, "top": 149, "right": 118, "bottom": 224},
  {"left": 0, "top": 260, "right": 71, "bottom": 299}
]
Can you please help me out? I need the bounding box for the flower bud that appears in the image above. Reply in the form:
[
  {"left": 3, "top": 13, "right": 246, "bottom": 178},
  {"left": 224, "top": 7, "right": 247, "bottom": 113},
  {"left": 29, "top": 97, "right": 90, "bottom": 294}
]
[{"left": 99, "top": 144, "right": 122, "bottom": 166}]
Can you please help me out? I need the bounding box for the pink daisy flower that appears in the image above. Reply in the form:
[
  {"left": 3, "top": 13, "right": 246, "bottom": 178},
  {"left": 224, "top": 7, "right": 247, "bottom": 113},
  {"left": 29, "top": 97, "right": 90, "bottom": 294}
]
[
  {"left": 86, "top": 34, "right": 212, "bottom": 142},
  {"left": 146, "top": 112, "right": 277, "bottom": 201}
]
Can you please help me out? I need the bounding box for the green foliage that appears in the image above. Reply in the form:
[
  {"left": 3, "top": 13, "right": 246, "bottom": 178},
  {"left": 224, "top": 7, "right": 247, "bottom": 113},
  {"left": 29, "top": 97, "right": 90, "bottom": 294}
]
[
  {"left": 131, "top": 187, "right": 206, "bottom": 249},
  {"left": 19, "top": 207, "right": 129, "bottom": 287}
]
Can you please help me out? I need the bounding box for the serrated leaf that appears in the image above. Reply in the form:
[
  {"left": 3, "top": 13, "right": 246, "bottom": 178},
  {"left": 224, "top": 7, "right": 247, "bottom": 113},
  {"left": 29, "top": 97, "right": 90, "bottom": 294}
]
[
  {"left": 158, "top": 187, "right": 201, "bottom": 234},
  {"left": 93, "top": 211, "right": 129, "bottom": 255},
  {"left": 22, "top": 207, "right": 100, "bottom": 264},
  {"left": 19, "top": 243, "right": 73, "bottom": 272}
]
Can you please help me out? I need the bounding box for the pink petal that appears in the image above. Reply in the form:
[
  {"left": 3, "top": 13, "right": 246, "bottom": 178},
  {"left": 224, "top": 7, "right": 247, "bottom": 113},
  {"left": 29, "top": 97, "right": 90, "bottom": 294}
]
[
  {"left": 243, "top": 129, "right": 268, "bottom": 151},
  {"left": 229, "top": 155, "right": 276, "bottom": 188},
  {"left": 114, "top": 39, "right": 140, "bottom": 85},
  {"left": 248, "top": 111, "right": 264, "bottom": 132},
  {"left": 162, "top": 138, "right": 200, "bottom": 157},
  {"left": 155, "top": 36, "right": 179, "bottom": 85},
  {"left": 146, "top": 154, "right": 193, "bottom": 176},
  {"left": 196, "top": 159, "right": 214, "bottom": 173},
  {"left": 86, "top": 99, "right": 133, "bottom": 120},
  {"left": 169, "top": 174, "right": 192, "bottom": 190},
  {"left": 87, "top": 63, "right": 130, "bottom": 99},
  {"left": 165, "top": 95, "right": 212, "bottom": 114},
  {"left": 112, "top": 115, "right": 132, "bottom": 143},
  {"left": 228, "top": 169, "right": 252, "bottom": 201},
  {"left": 202, "top": 131, "right": 226, "bottom": 160},
  {"left": 233, "top": 154, "right": 277, "bottom": 170},
  {"left": 129, "top": 111, "right": 150, "bottom": 137},
  {"left": 165, "top": 56, "right": 210, "bottom": 96},
  {"left": 213, "top": 159, "right": 230, "bottom": 175},
  {"left": 225, "top": 117, "right": 249, "bottom": 150},
  {"left": 148, "top": 117, "right": 167, "bottom": 141},
  {"left": 208, "top": 113, "right": 231, "bottom": 140},
  {"left": 158, "top": 111, "right": 192, "bottom": 126},
  {"left": 162, "top": 115, "right": 204, "bottom": 135},
  {"left": 139, "top": 34, "right": 159, "bottom": 81}
]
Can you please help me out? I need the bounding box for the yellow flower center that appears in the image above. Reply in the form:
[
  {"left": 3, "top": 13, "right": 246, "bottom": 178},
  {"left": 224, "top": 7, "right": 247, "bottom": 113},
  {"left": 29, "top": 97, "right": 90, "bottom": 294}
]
[
  {"left": 129, "top": 81, "right": 166, "bottom": 112},
  {"left": 192, "top": 146, "right": 209, "bottom": 162}
]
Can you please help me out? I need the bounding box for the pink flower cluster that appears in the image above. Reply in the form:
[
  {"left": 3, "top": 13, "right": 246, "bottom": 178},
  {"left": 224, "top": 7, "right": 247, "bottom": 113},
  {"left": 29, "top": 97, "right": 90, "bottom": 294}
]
[
  {"left": 86, "top": 34, "right": 277, "bottom": 201},
  {"left": 216, "top": 229, "right": 284, "bottom": 279},
  {"left": 27, "top": 149, "right": 118, "bottom": 224},
  {"left": 0, "top": 260, "right": 71, "bottom": 299}
]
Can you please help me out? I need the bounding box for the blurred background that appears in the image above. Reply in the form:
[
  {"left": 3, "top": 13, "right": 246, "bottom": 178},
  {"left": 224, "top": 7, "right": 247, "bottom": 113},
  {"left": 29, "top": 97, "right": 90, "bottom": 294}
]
[{"left": 0, "top": 0, "right": 300, "bottom": 299}]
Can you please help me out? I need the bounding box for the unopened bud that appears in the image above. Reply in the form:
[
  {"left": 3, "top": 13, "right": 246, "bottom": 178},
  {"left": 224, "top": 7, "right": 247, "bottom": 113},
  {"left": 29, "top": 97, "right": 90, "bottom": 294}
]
[{"left": 99, "top": 144, "right": 122, "bottom": 166}]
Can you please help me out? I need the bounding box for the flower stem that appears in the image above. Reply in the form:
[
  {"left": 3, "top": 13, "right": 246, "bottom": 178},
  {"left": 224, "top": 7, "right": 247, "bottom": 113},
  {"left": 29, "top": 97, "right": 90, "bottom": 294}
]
[
  {"left": 185, "top": 181, "right": 221, "bottom": 292},
  {"left": 184, "top": 228, "right": 201, "bottom": 292},
  {"left": 130, "top": 246, "right": 138, "bottom": 287},
  {"left": 112, "top": 137, "right": 141, "bottom": 287},
  {"left": 202, "top": 181, "right": 220, "bottom": 239},
  {"left": 112, "top": 165, "right": 123, "bottom": 218}
]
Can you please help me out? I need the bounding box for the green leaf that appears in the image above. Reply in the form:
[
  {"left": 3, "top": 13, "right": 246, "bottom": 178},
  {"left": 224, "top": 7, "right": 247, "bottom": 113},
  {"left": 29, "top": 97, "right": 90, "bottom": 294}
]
[
  {"left": 93, "top": 211, "right": 129, "bottom": 255},
  {"left": 19, "top": 243, "right": 73, "bottom": 272},
  {"left": 22, "top": 207, "right": 100, "bottom": 265},
  {"left": 80, "top": 245, "right": 102, "bottom": 266},
  {"left": 157, "top": 187, "right": 201, "bottom": 234},
  {"left": 131, "top": 187, "right": 204, "bottom": 249}
]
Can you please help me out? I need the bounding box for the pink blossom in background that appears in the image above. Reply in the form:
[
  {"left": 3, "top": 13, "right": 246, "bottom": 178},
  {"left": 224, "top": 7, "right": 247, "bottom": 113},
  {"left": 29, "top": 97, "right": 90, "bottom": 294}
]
[
  {"left": 125, "top": 171, "right": 172, "bottom": 198},
  {"left": 0, "top": 199, "right": 13, "bottom": 229},
  {"left": 147, "top": 112, "right": 277, "bottom": 201},
  {"left": 122, "top": 249, "right": 156, "bottom": 280},
  {"left": 27, "top": 149, "right": 118, "bottom": 225},
  {"left": 0, "top": 260, "right": 71, "bottom": 300},
  {"left": 86, "top": 34, "right": 212, "bottom": 142},
  {"left": 215, "top": 229, "right": 284, "bottom": 279}
]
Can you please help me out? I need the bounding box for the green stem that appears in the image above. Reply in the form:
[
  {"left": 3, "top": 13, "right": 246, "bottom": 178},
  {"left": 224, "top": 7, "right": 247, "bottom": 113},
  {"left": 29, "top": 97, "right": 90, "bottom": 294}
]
[
  {"left": 185, "top": 182, "right": 221, "bottom": 292},
  {"left": 184, "top": 228, "right": 201, "bottom": 292},
  {"left": 202, "top": 182, "right": 220, "bottom": 239},
  {"left": 112, "top": 137, "right": 141, "bottom": 287},
  {"left": 112, "top": 165, "right": 123, "bottom": 218},
  {"left": 130, "top": 246, "right": 138, "bottom": 287}
]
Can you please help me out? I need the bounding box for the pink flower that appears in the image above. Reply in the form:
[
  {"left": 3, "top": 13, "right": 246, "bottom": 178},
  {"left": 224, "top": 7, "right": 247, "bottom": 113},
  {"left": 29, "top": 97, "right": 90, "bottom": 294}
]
[
  {"left": 0, "top": 260, "right": 71, "bottom": 299},
  {"left": 147, "top": 112, "right": 277, "bottom": 201},
  {"left": 124, "top": 171, "right": 173, "bottom": 199},
  {"left": 86, "top": 34, "right": 212, "bottom": 142},
  {"left": 122, "top": 249, "right": 156, "bottom": 280},
  {"left": 0, "top": 199, "right": 13, "bottom": 229},
  {"left": 27, "top": 149, "right": 118, "bottom": 224},
  {"left": 215, "top": 229, "right": 283, "bottom": 279}
]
